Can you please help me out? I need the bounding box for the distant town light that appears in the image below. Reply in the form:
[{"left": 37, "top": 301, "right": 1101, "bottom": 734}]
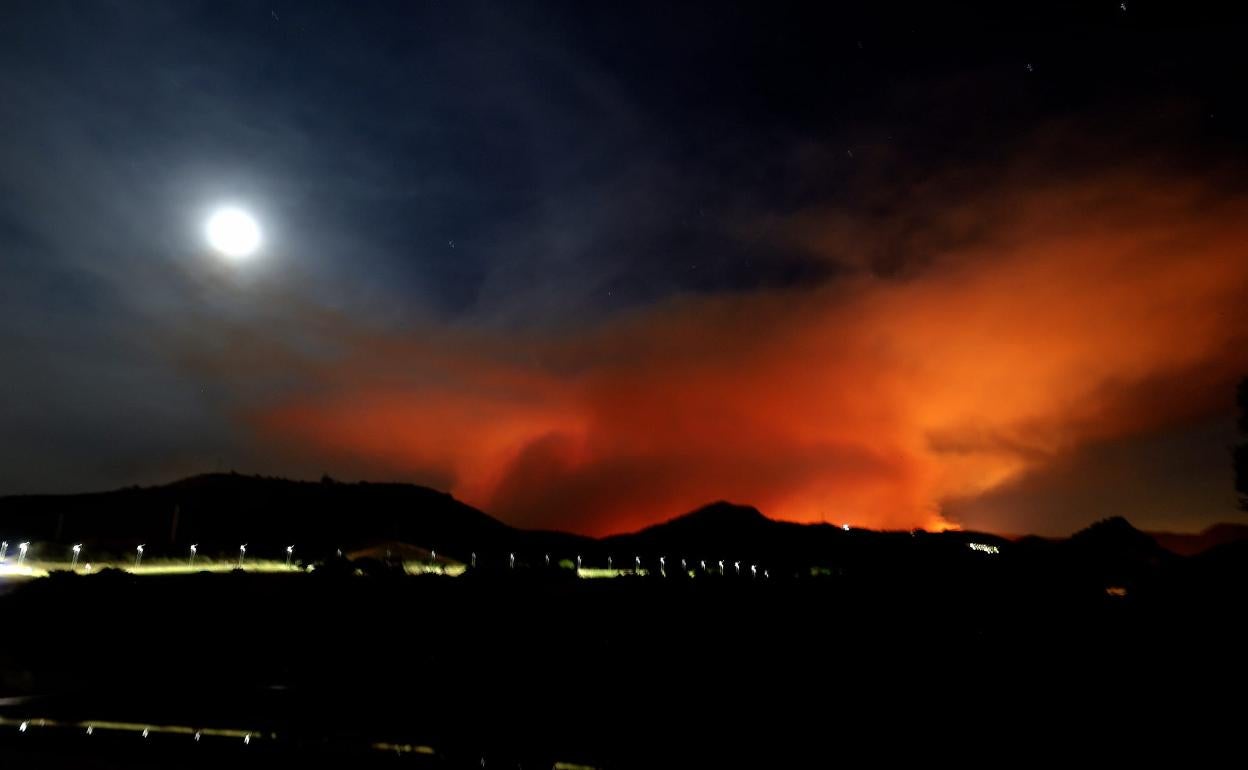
[
  {"left": 71, "top": 543, "right": 82, "bottom": 569},
  {"left": 842, "top": 524, "right": 850, "bottom": 531},
  {"left": 237, "top": 544, "right": 247, "bottom": 569},
  {"left": 19, "top": 721, "right": 28, "bottom": 732},
  {"left": 968, "top": 542, "right": 1000, "bottom": 555},
  {"left": 17, "top": 542, "right": 29, "bottom": 566},
  {"left": 135, "top": 544, "right": 144, "bottom": 568}
]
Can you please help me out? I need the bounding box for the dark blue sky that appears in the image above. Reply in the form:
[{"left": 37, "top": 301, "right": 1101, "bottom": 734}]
[{"left": 2, "top": 1, "right": 1246, "bottom": 534}]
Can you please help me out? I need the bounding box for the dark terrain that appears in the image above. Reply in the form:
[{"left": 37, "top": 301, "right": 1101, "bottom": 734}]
[{"left": 1, "top": 476, "right": 1246, "bottom": 766}]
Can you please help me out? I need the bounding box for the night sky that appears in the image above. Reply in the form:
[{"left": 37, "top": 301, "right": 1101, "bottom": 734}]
[{"left": 2, "top": 1, "right": 1247, "bottom": 536}]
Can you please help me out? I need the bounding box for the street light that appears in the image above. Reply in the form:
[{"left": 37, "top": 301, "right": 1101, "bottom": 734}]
[
  {"left": 734, "top": 560, "right": 740, "bottom": 575},
  {"left": 285, "top": 545, "right": 294, "bottom": 569},
  {"left": 18, "top": 542, "right": 30, "bottom": 566},
  {"left": 718, "top": 559, "right": 725, "bottom": 574},
  {"left": 135, "top": 544, "right": 144, "bottom": 568},
  {"left": 607, "top": 555, "right": 613, "bottom": 570},
  {"left": 237, "top": 544, "right": 247, "bottom": 569},
  {"left": 71, "top": 544, "right": 82, "bottom": 569},
  {"left": 751, "top": 564, "right": 757, "bottom": 578},
  {"left": 576, "top": 554, "right": 582, "bottom": 569},
  {"left": 0, "top": 541, "right": 7, "bottom": 562},
  {"left": 471, "top": 552, "right": 477, "bottom": 568},
  {"left": 189, "top": 544, "right": 198, "bottom": 566},
  {"left": 509, "top": 552, "right": 515, "bottom": 569}
]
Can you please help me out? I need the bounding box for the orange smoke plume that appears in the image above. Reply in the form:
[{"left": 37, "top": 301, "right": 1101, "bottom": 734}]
[{"left": 253, "top": 172, "right": 1248, "bottom": 535}]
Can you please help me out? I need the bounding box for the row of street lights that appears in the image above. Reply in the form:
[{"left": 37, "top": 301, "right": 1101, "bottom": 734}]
[
  {"left": 5, "top": 540, "right": 771, "bottom": 579},
  {"left": 498, "top": 551, "right": 769, "bottom": 578},
  {"left": 1, "top": 540, "right": 296, "bottom": 570}
]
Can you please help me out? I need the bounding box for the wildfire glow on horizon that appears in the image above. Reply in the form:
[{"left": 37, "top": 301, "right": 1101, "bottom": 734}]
[
  {"left": 248, "top": 174, "right": 1248, "bottom": 537},
  {"left": 4, "top": 3, "right": 1248, "bottom": 539}
]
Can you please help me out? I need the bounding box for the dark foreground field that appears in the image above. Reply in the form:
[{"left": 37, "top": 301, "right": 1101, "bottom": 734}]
[{"left": 1, "top": 560, "right": 1245, "bottom": 767}]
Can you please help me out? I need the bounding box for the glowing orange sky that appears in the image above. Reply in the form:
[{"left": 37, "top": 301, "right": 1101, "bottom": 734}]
[{"left": 252, "top": 172, "right": 1248, "bottom": 536}]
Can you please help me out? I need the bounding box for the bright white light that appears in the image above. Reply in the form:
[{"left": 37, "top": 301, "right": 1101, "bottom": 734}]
[
  {"left": 206, "top": 207, "right": 261, "bottom": 258},
  {"left": 72, "top": 544, "right": 81, "bottom": 554},
  {"left": 968, "top": 542, "right": 1000, "bottom": 555},
  {"left": 842, "top": 524, "right": 850, "bottom": 531},
  {"left": 19, "top": 721, "right": 28, "bottom": 732},
  {"left": 286, "top": 546, "right": 294, "bottom": 554}
]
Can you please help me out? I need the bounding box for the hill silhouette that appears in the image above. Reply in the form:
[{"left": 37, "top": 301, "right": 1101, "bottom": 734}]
[
  {"left": 1149, "top": 523, "right": 1248, "bottom": 556},
  {"left": 0, "top": 473, "right": 1242, "bottom": 576},
  {"left": 0, "top": 472, "right": 577, "bottom": 563}
]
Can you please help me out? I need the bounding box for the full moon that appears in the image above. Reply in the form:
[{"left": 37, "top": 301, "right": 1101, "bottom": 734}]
[{"left": 205, "top": 207, "right": 262, "bottom": 258}]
